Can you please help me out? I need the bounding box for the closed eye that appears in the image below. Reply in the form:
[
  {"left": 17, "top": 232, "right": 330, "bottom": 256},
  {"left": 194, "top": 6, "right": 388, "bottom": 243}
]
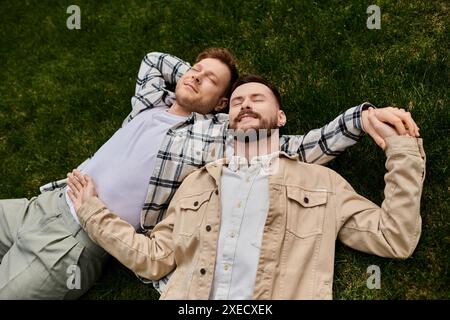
[{"left": 208, "top": 76, "right": 217, "bottom": 85}]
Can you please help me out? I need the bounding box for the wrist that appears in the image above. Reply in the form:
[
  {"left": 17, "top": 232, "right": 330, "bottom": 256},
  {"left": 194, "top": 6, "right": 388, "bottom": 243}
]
[{"left": 361, "top": 109, "right": 369, "bottom": 132}]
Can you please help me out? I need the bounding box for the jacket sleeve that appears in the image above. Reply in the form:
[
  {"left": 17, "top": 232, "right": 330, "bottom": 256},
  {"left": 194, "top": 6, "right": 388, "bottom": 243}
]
[
  {"left": 280, "top": 102, "right": 373, "bottom": 165},
  {"left": 335, "top": 135, "right": 425, "bottom": 259},
  {"left": 77, "top": 195, "right": 178, "bottom": 280},
  {"left": 123, "top": 52, "right": 191, "bottom": 126}
]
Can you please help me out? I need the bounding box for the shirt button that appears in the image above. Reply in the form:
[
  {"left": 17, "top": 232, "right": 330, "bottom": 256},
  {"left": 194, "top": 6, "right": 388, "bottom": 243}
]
[
  {"left": 230, "top": 232, "right": 236, "bottom": 238},
  {"left": 194, "top": 201, "right": 199, "bottom": 206},
  {"left": 224, "top": 264, "right": 230, "bottom": 271},
  {"left": 200, "top": 268, "right": 206, "bottom": 275},
  {"left": 304, "top": 197, "right": 309, "bottom": 204},
  {"left": 206, "top": 225, "right": 211, "bottom": 232},
  {"left": 246, "top": 177, "right": 251, "bottom": 183},
  {"left": 236, "top": 202, "right": 241, "bottom": 208}
]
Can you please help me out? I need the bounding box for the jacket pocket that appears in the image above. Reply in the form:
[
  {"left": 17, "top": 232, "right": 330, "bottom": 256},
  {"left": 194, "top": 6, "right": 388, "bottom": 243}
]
[
  {"left": 177, "top": 190, "right": 212, "bottom": 237},
  {"left": 286, "top": 186, "right": 328, "bottom": 238}
]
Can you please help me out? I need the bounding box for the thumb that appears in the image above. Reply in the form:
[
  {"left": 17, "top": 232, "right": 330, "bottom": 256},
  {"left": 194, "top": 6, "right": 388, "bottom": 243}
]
[
  {"left": 85, "top": 176, "right": 98, "bottom": 196},
  {"left": 85, "top": 175, "right": 94, "bottom": 186},
  {"left": 368, "top": 109, "right": 388, "bottom": 150}
]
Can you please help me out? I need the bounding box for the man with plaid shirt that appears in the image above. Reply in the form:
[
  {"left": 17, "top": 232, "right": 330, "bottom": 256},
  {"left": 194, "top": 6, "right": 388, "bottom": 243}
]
[{"left": 0, "top": 48, "right": 419, "bottom": 299}]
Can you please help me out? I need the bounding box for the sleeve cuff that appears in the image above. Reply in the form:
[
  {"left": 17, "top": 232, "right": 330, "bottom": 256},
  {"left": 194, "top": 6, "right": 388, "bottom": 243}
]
[
  {"left": 385, "top": 136, "right": 425, "bottom": 158},
  {"left": 77, "top": 196, "right": 108, "bottom": 228},
  {"left": 357, "top": 102, "right": 376, "bottom": 131}
]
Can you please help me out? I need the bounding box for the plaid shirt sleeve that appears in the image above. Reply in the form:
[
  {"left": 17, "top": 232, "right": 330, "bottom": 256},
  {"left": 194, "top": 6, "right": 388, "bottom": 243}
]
[
  {"left": 122, "top": 52, "right": 191, "bottom": 126},
  {"left": 280, "top": 102, "right": 374, "bottom": 165},
  {"left": 39, "top": 157, "right": 92, "bottom": 193}
]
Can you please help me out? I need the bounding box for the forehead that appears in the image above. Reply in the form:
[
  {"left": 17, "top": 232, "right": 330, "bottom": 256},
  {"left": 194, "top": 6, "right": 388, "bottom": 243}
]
[
  {"left": 231, "top": 82, "right": 274, "bottom": 99},
  {"left": 195, "top": 58, "right": 230, "bottom": 78}
]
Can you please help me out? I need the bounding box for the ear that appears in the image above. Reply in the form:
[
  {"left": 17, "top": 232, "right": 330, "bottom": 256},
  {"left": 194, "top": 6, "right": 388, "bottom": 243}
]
[
  {"left": 277, "top": 110, "right": 287, "bottom": 127},
  {"left": 214, "top": 97, "right": 229, "bottom": 112}
]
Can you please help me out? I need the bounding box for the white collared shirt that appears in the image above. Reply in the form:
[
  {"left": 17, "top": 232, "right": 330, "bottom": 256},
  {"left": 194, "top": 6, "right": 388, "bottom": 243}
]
[{"left": 210, "top": 152, "right": 278, "bottom": 300}]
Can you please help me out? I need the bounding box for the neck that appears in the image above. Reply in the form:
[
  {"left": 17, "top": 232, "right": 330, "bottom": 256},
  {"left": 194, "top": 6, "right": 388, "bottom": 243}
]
[
  {"left": 168, "top": 101, "right": 192, "bottom": 117},
  {"left": 233, "top": 129, "right": 280, "bottom": 161}
]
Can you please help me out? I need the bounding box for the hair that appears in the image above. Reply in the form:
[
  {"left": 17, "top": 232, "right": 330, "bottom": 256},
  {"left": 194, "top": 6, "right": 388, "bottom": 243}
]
[
  {"left": 195, "top": 47, "right": 239, "bottom": 99},
  {"left": 230, "top": 74, "right": 282, "bottom": 109}
]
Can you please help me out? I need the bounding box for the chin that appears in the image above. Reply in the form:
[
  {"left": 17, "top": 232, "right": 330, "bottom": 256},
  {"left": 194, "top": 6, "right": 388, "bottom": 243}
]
[
  {"left": 178, "top": 88, "right": 194, "bottom": 99},
  {"left": 176, "top": 93, "right": 197, "bottom": 107}
]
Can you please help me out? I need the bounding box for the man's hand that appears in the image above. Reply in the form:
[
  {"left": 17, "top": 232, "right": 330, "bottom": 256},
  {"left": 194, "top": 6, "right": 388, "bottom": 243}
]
[
  {"left": 367, "top": 108, "right": 399, "bottom": 148},
  {"left": 67, "top": 169, "right": 98, "bottom": 213},
  {"left": 362, "top": 106, "right": 420, "bottom": 150}
]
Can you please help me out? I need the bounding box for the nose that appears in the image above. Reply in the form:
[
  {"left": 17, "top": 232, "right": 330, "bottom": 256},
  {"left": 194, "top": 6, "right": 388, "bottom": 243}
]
[
  {"left": 191, "top": 74, "right": 201, "bottom": 84},
  {"left": 241, "top": 98, "right": 251, "bottom": 110}
]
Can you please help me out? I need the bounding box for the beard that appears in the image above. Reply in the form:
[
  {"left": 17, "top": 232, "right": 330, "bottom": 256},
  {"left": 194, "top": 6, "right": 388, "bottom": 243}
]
[{"left": 175, "top": 84, "right": 214, "bottom": 115}]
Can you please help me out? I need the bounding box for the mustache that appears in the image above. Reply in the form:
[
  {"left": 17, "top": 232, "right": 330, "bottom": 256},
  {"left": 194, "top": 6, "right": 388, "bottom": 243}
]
[
  {"left": 184, "top": 82, "right": 199, "bottom": 93},
  {"left": 235, "top": 110, "right": 261, "bottom": 122}
]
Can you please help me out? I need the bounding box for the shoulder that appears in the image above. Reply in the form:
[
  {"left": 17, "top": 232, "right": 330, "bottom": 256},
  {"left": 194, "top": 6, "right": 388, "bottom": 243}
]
[
  {"left": 279, "top": 153, "right": 342, "bottom": 189},
  {"left": 175, "top": 164, "right": 217, "bottom": 198}
]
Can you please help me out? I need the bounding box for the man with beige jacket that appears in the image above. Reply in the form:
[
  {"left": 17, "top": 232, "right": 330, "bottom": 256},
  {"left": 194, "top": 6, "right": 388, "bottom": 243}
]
[{"left": 68, "top": 75, "right": 426, "bottom": 299}]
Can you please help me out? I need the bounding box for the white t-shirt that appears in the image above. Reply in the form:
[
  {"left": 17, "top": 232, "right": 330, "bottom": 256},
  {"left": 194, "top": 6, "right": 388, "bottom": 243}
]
[{"left": 65, "top": 107, "right": 187, "bottom": 229}]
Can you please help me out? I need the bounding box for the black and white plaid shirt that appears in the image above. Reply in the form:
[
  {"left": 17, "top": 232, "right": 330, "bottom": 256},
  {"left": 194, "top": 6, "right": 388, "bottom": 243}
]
[{"left": 41, "top": 52, "right": 373, "bottom": 231}]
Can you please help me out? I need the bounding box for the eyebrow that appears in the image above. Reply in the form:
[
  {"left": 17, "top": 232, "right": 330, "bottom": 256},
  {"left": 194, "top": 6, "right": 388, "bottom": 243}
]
[{"left": 230, "top": 93, "right": 266, "bottom": 103}]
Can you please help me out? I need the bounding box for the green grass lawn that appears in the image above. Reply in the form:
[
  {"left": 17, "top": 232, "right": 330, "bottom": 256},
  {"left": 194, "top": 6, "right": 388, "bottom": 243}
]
[{"left": 0, "top": 0, "right": 448, "bottom": 299}]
